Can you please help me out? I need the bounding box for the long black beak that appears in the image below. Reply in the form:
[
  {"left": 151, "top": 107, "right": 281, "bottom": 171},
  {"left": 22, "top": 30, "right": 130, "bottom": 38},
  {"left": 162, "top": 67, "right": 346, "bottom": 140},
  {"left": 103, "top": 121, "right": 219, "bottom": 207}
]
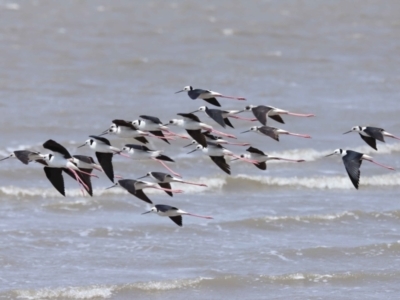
[
  {"left": 105, "top": 183, "right": 118, "bottom": 189},
  {"left": 98, "top": 129, "right": 109, "bottom": 136},
  {"left": 136, "top": 175, "right": 148, "bottom": 180},
  {"left": 77, "top": 143, "right": 86, "bottom": 148},
  {"left": 325, "top": 153, "right": 335, "bottom": 157},
  {"left": 241, "top": 130, "right": 251, "bottom": 134},
  {"left": 0, "top": 155, "right": 11, "bottom": 162},
  {"left": 163, "top": 123, "right": 170, "bottom": 126},
  {"left": 343, "top": 130, "right": 352, "bottom": 134},
  {"left": 183, "top": 143, "right": 194, "bottom": 148},
  {"left": 175, "top": 90, "right": 184, "bottom": 94},
  {"left": 141, "top": 210, "right": 152, "bottom": 215},
  {"left": 187, "top": 149, "right": 197, "bottom": 154},
  {"left": 189, "top": 109, "right": 199, "bottom": 114},
  {"left": 230, "top": 158, "right": 240, "bottom": 161}
]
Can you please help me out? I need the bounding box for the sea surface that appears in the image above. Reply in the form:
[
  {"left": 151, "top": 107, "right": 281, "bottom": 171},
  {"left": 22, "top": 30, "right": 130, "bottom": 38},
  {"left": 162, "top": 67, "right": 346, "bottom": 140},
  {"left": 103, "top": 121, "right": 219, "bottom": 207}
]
[{"left": 1, "top": 0, "right": 400, "bottom": 299}]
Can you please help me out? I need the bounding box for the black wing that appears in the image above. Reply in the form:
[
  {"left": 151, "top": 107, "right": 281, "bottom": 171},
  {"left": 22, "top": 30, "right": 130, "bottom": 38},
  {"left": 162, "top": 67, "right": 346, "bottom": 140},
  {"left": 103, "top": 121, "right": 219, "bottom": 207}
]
[
  {"left": 89, "top": 135, "right": 111, "bottom": 146},
  {"left": 125, "top": 144, "right": 151, "bottom": 151},
  {"left": 205, "top": 107, "right": 226, "bottom": 128},
  {"left": 202, "top": 97, "right": 221, "bottom": 107},
  {"left": 224, "top": 118, "right": 234, "bottom": 128},
  {"left": 134, "top": 136, "right": 149, "bottom": 144},
  {"left": 63, "top": 168, "right": 93, "bottom": 196},
  {"left": 140, "top": 115, "right": 162, "bottom": 124},
  {"left": 186, "top": 130, "right": 207, "bottom": 148},
  {"left": 359, "top": 134, "right": 377, "bottom": 150},
  {"left": 251, "top": 106, "right": 272, "bottom": 125},
  {"left": 44, "top": 167, "right": 65, "bottom": 196},
  {"left": 132, "top": 189, "right": 153, "bottom": 204},
  {"left": 364, "top": 127, "right": 385, "bottom": 142},
  {"left": 269, "top": 115, "right": 285, "bottom": 124},
  {"left": 150, "top": 131, "right": 170, "bottom": 144},
  {"left": 342, "top": 151, "right": 363, "bottom": 189},
  {"left": 258, "top": 126, "right": 279, "bottom": 141},
  {"left": 159, "top": 182, "right": 173, "bottom": 197},
  {"left": 14, "top": 150, "right": 38, "bottom": 165},
  {"left": 254, "top": 162, "right": 267, "bottom": 170},
  {"left": 169, "top": 216, "right": 183, "bottom": 227},
  {"left": 155, "top": 204, "right": 178, "bottom": 212},
  {"left": 112, "top": 119, "right": 136, "bottom": 129},
  {"left": 246, "top": 147, "right": 265, "bottom": 155},
  {"left": 177, "top": 113, "right": 201, "bottom": 122},
  {"left": 210, "top": 156, "right": 231, "bottom": 175},
  {"left": 188, "top": 89, "right": 208, "bottom": 100},
  {"left": 73, "top": 155, "right": 95, "bottom": 164},
  {"left": 151, "top": 172, "right": 170, "bottom": 182},
  {"left": 155, "top": 155, "right": 174, "bottom": 162},
  {"left": 95, "top": 152, "right": 114, "bottom": 182},
  {"left": 43, "top": 140, "right": 72, "bottom": 158}
]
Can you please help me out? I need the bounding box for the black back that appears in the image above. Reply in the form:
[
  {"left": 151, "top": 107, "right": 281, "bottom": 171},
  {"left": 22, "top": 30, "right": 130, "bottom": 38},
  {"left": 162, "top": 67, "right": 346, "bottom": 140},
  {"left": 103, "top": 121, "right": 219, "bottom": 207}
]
[
  {"left": 177, "top": 113, "right": 201, "bottom": 122},
  {"left": 342, "top": 150, "right": 363, "bottom": 189},
  {"left": 112, "top": 119, "right": 136, "bottom": 129},
  {"left": 140, "top": 115, "right": 162, "bottom": 124},
  {"left": 246, "top": 147, "right": 265, "bottom": 155},
  {"left": 124, "top": 144, "right": 152, "bottom": 151},
  {"left": 44, "top": 167, "right": 65, "bottom": 196},
  {"left": 188, "top": 89, "right": 208, "bottom": 99},
  {"left": 73, "top": 155, "right": 95, "bottom": 164},
  {"left": 258, "top": 126, "right": 279, "bottom": 141},
  {"left": 364, "top": 127, "right": 385, "bottom": 142},
  {"left": 205, "top": 107, "right": 226, "bottom": 128},
  {"left": 43, "top": 140, "right": 72, "bottom": 159},
  {"left": 156, "top": 204, "right": 178, "bottom": 212},
  {"left": 150, "top": 172, "right": 171, "bottom": 182},
  {"left": 89, "top": 135, "right": 111, "bottom": 146},
  {"left": 118, "top": 179, "right": 153, "bottom": 204},
  {"left": 95, "top": 152, "right": 114, "bottom": 182}
]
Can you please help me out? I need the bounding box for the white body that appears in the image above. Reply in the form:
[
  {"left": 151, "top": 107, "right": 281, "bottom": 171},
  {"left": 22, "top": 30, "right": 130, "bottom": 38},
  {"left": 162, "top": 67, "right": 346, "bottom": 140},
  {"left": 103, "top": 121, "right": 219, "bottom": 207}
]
[
  {"left": 122, "top": 147, "right": 161, "bottom": 160},
  {"left": 108, "top": 124, "right": 146, "bottom": 138},
  {"left": 85, "top": 139, "right": 120, "bottom": 153},
  {"left": 132, "top": 120, "right": 168, "bottom": 132},
  {"left": 41, "top": 153, "right": 78, "bottom": 170}
]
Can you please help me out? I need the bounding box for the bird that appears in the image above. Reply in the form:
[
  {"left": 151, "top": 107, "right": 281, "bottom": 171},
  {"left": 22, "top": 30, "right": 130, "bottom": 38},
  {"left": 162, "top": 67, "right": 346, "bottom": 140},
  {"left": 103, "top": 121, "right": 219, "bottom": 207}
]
[
  {"left": 106, "top": 179, "right": 183, "bottom": 204},
  {"left": 0, "top": 150, "right": 42, "bottom": 165},
  {"left": 190, "top": 106, "right": 235, "bottom": 128},
  {"left": 240, "top": 105, "right": 315, "bottom": 125},
  {"left": 241, "top": 126, "right": 311, "bottom": 141},
  {"left": 343, "top": 126, "right": 400, "bottom": 150},
  {"left": 325, "top": 149, "right": 395, "bottom": 189},
  {"left": 203, "top": 132, "right": 250, "bottom": 146},
  {"left": 78, "top": 135, "right": 122, "bottom": 183},
  {"left": 121, "top": 144, "right": 180, "bottom": 177},
  {"left": 65, "top": 155, "right": 103, "bottom": 196},
  {"left": 100, "top": 119, "right": 149, "bottom": 144},
  {"left": 142, "top": 204, "right": 213, "bottom": 227},
  {"left": 233, "top": 147, "right": 306, "bottom": 170},
  {"left": 166, "top": 113, "right": 236, "bottom": 147},
  {"left": 40, "top": 140, "right": 97, "bottom": 196},
  {"left": 137, "top": 171, "right": 208, "bottom": 196},
  {"left": 175, "top": 85, "right": 246, "bottom": 107},
  {"left": 131, "top": 115, "right": 171, "bottom": 144},
  {"left": 187, "top": 142, "right": 258, "bottom": 175}
]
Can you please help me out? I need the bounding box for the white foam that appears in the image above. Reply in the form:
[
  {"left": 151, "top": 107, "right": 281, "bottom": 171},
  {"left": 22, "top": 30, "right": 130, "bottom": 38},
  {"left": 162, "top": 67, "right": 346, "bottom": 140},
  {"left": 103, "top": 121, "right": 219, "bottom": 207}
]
[
  {"left": 15, "top": 285, "right": 114, "bottom": 299},
  {"left": 132, "top": 277, "right": 211, "bottom": 291},
  {"left": 263, "top": 211, "right": 357, "bottom": 222}
]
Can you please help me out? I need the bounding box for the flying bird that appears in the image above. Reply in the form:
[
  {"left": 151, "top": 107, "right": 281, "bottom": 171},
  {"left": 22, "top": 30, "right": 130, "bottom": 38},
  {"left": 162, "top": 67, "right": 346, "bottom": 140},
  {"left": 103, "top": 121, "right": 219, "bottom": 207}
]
[
  {"left": 343, "top": 126, "right": 400, "bottom": 150},
  {"left": 241, "top": 126, "right": 311, "bottom": 141}
]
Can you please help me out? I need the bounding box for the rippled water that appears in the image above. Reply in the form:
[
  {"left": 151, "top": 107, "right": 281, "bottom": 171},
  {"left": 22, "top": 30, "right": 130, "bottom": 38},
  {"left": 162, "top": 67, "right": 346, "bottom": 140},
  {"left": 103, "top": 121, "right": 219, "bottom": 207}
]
[{"left": 1, "top": 0, "right": 400, "bottom": 299}]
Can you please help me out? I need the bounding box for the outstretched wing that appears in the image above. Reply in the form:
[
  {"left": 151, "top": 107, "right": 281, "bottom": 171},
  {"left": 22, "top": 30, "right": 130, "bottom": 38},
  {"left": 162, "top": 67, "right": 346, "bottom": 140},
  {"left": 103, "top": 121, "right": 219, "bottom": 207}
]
[
  {"left": 359, "top": 134, "right": 377, "bottom": 150},
  {"left": 342, "top": 151, "right": 363, "bottom": 189},
  {"left": 140, "top": 115, "right": 162, "bottom": 124},
  {"left": 95, "top": 152, "right": 114, "bottom": 182},
  {"left": 258, "top": 126, "right": 279, "bottom": 141},
  {"left": 43, "top": 140, "right": 72, "bottom": 158},
  {"left": 44, "top": 167, "right": 65, "bottom": 196},
  {"left": 210, "top": 156, "right": 231, "bottom": 175},
  {"left": 364, "top": 127, "right": 385, "bottom": 142},
  {"left": 169, "top": 216, "right": 183, "bottom": 226},
  {"left": 205, "top": 107, "right": 226, "bottom": 128},
  {"left": 252, "top": 106, "right": 272, "bottom": 125}
]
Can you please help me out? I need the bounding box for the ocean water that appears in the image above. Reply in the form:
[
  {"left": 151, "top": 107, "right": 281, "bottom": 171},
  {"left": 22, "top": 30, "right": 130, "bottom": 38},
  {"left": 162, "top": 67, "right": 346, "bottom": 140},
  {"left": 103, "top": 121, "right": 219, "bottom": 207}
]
[{"left": 1, "top": 0, "right": 400, "bottom": 299}]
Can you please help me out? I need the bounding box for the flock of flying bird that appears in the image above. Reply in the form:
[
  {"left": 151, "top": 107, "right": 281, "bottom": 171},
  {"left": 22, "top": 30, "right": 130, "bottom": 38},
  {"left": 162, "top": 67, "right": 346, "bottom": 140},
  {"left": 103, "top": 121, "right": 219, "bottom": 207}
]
[{"left": 2, "top": 85, "right": 400, "bottom": 226}]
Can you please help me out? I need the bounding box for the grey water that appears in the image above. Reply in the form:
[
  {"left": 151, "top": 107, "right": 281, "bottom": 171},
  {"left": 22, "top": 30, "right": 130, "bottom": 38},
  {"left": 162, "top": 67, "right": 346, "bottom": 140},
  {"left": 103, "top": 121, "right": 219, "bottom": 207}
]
[{"left": 1, "top": 0, "right": 400, "bottom": 299}]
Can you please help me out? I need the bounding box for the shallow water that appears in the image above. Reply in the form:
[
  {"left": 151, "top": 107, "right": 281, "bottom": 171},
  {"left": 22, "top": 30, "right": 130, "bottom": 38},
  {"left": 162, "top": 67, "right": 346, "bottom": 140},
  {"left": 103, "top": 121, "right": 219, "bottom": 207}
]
[{"left": 1, "top": 0, "right": 400, "bottom": 299}]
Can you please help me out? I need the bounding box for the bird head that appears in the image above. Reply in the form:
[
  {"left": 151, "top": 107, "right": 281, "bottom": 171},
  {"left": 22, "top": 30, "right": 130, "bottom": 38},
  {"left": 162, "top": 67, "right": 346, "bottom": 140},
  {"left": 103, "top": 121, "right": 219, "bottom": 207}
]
[
  {"left": 325, "top": 149, "right": 343, "bottom": 157},
  {"left": 343, "top": 126, "right": 362, "bottom": 134},
  {"left": 142, "top": 206, "right": 157, "bottom": 214},
  {"left": 131, "top": 119, "right": 142, "bottom": 128}
]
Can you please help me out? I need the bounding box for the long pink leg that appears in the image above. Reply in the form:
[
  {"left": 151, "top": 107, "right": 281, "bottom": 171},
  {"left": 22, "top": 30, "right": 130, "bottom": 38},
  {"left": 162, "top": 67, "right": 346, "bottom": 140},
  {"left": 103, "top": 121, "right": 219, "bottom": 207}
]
[
  {"left": 147, "top": 133, "right": 175, "bottom": 141},
  {"left": 384, "top": 132, "right": 400, "bottom": 140},
  {"left": 152, "top": 158, "right": 182, "bottom": 178},
  {"left": 285, "top": 132, "right": 312, "bottom": 139},
  {"left": 150, "top": 187, "right": 184, "bottom": 193},
  {"left": 162, "top": 130, "right": 190, "bottom": 139},
  {"left": 366, "top": 159, "right": 395, "bottom": 170},
  {"left": 77, "top": 169, "right": 99, "bottom": 178},
  {"left": 226, "top": 142, "right": 251, "bottom": 146},
  {"left": 217, "top": 95, "right": 246, "bottom": 100},
  {"left": 178, "top": 180, "right": 208, "bottom": 187},
  {"left": 116, "top": 152, "right": 131, "bottom": 158},
  {"left": 275, "top": 157, "right": 306, "bottom": 163},
  {"left": 114, "top": 175, "right": 123, "bottom": 179},
  {"left": 286, "top": 112, "right": 315, "bottom": 117},
  {"left": 184, "top": 213, "right": 214, "bottom": 219},
  {"left": 210, "top": 129, "right": 237, "bottom": 139},
  {"left": 68, "top": 168, "right": 90, "bottom": 192}
]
